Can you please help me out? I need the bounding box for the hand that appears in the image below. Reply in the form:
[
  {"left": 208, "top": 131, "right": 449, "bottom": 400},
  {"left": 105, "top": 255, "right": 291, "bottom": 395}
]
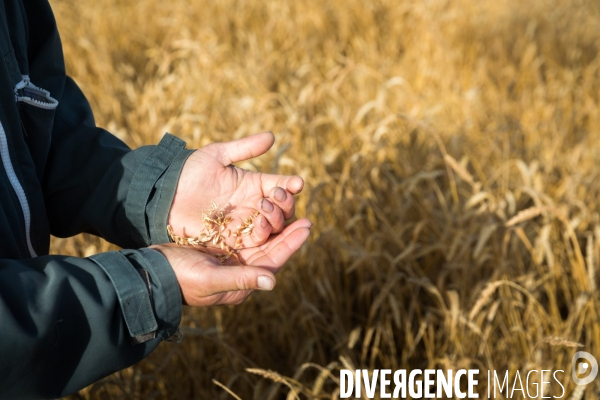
[
  {"left": 168, "top": 132, "right": 304, "bottom": 249},
  {"left": 151, "top": 218, "right": 311, "bottom": 307}
]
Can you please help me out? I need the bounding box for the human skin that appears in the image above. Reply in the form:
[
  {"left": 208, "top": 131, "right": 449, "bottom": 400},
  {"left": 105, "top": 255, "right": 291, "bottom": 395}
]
[
  {"left": 151, "top": 218, "right": 312, "bottom": 306},
  {"left": 159, "top": 131, "right": 311, "bottom": 306},
  {"left": 168, "top": 132, "right": 304, "bottom": 249}
]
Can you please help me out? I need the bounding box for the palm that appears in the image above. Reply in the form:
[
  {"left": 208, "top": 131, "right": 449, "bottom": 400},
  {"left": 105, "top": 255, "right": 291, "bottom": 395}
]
[
  {"left": 153, "top": 218, "right": 311, "bottom": 307},
  {"left": 168, "top": 132, "right": 303, "bottom": 249}
]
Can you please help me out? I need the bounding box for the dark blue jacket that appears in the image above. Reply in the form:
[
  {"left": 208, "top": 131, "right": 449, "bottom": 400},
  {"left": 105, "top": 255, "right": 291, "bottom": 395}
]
[{"left": 0, "top": 1, "right": 192, "bottom": 397}]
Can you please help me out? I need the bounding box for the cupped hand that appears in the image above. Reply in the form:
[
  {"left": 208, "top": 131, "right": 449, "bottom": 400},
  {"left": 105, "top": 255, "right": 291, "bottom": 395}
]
[
  {"left": 151, "top": 218, "right": 311, "bottom": 307},
  {"left": 168, "top": 132, "right": 304, "bottom": 249}
]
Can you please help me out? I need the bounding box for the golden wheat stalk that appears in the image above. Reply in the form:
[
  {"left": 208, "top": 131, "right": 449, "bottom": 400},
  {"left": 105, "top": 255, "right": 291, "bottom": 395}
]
[
  {"left": 212, "top": 380, "right": 243, "bottom": 400},
  {"left": 246, "top": 368, "right": 302, "bottom": 400}
]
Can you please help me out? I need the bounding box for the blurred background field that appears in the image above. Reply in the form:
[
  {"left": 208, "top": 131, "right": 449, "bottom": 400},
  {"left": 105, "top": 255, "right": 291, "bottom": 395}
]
[{"left": 50, "top": 0, "right": 600, "bottom": 398}]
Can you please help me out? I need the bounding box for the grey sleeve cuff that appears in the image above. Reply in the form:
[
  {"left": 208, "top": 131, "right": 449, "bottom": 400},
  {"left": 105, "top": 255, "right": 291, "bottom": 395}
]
[
  {"left": 89, "top": 248, "right": 182, "bottom": 344},
  {"left": 123, "top": 248, "right": 183, "bottom": 341},
  {"left": 125, "top": 133, "right": 194, "bottom": 246}
]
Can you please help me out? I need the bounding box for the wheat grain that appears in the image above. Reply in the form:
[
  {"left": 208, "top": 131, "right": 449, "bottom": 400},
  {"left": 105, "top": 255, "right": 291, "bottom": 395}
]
[
  {"left": 444, "top": 154, "right": 475, "bottom": 186},
  {"left": 505, "top": 206, "right": 554, "bottom": 227},
  {"left": 469, "top": 281, "right": 505, "bottom": 321},
  {"left": 539, "top": 336, "right": 583, "bottom": 348},
  {"left": 167, "top": 203, "right": 259, "bottom": 263},
  {"left": 246, "top": 368, "right": 300, "bottom": 399}
]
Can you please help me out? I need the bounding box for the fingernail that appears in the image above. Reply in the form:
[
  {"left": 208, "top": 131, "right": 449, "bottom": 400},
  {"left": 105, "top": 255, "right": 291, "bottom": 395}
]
[
  {"left": 275, "top": 187, "right": 286, "bottom": 202},
  {"left": 261, "top": 199, "right": 274, "bottom": 213},
  {"left": 260, "top": 215, "right": 269, "bottom": 229},
  {"left": 258, "top": 276, "right": 274, "bottom": 290}
]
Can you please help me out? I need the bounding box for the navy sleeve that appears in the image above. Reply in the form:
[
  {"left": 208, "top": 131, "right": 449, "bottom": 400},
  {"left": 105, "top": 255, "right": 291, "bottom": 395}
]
[
  {"left": 43, "top": 76, "right": 194, "bottom": 248},
  {"left": 0, "top": 248, "right": 182, "bottom": 399}
]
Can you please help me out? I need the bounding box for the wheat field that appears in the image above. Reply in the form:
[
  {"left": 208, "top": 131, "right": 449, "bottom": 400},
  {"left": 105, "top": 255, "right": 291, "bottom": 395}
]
[{"left": 48, "top": 0, "right": 600, "bottom": 398}]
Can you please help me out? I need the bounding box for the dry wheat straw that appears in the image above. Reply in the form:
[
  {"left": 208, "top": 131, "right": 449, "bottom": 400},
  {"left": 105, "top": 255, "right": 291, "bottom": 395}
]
[
  {"left": 246, "top": 369, "right": 302, "bottom": 400},
  {"left": 167, "top": 202, "right": 259, "bottom": 263},
  {"left": 212, "top": 380, "right": 243, "bottom": 400}
]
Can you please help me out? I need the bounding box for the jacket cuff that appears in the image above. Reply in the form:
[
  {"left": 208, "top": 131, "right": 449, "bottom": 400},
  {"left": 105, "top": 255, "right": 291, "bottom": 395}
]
[
  {"left": 88, "top": 251, "right": 158, "bottom": 340},
  {"left": 124, "top": 133, "right": 194, "bottom": 246},
  {"left": 121, "top": 248, "right": 182, "bottom": 341},
  {"left": 90, "top": 249, "right": 182, "bottom": 344}
]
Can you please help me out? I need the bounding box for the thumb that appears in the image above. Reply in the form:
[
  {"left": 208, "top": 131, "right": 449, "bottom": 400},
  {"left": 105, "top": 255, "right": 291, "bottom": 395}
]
[
  {"left": 216, "top": 131, "right": 275, "bottom": 165},
  {"left": 206, "top": 264, "right": 277, "bottom": 293}
]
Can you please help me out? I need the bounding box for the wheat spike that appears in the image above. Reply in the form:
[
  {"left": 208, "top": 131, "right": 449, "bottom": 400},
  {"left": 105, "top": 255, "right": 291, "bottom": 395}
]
[
  {"left": 506, "top": 206, "right": 553, "bottom": 227},
  {"left": 444, "top": 154, "right": 475, "bottom": 186},
  {"left": 586, "top": 234, "right": 596, "bottom": 291},
  {"left": 540, "top": 336, "right": 583, "bottom": 348},
  {"left": 469, "top": 281, "right": 505, "bottom": 320}
]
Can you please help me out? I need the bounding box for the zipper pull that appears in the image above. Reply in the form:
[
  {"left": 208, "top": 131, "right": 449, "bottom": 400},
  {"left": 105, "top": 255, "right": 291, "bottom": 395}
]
[{"left": 14, "top": 77, "right": 28, "bottom": 102}]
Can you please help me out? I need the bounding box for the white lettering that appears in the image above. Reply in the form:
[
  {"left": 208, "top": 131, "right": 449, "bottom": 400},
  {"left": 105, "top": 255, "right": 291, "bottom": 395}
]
[
  {"left": 393, "top": 370, "right": 406, "bottom": 398},
  {"left": 468, "top": 369, "right": 479, "bottom": 398},
  {"left": 381, "top": 369, "right": 391, "bottom": 398},
  {"left": 424, "top": 370, "right": 435, "bottom": 398},
  {"left": 438, "top": 370, "right": 453, "bottom": 398},
  {"left": 553, "top": 370, "right": 565, "bottom": 398},
  {"left": 494, "top": 371, "right": 508, "bottom": 398},
  {"left": 409, "top": 369, "right": 422, "bottom": 398},
  {"left": 511, "top": 370, "right": 525, "bottom": 398},
  {"left": 338, "top": 367, "right": 568, "bottom": 399},
  {"left": 526, "top": 370, "right": 539, "bottom": 398},
  {"left": 363, "top": 370, "right": 378, "bottom": 398},
  {"left": 541, "top": 370, "right": 551, "bottom": 398},
  {"left": 455, "top": 369, "right": 466, "bottom": 399},
  {"left": 340, "top": 370, "right": 353, "bottom": 398}
]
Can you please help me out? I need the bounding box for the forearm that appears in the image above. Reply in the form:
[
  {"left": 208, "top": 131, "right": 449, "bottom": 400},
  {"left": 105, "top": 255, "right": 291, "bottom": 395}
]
[
  {"left": 0, "top": 248, "right": 181, "bottom": 399},
  {"left": 43, "top": 78, "right": 193, "bottom": 248}
]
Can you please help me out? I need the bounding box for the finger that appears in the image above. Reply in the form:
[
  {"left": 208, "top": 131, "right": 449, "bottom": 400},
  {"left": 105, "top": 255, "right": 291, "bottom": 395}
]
[
  {"left": 269, "top": 186, "right": 295, "bottom": 220},
  {"left": 250, "top": 227, "right": 311, "bottom": 272},
  {"left": 260, "top": 218, "right": 312, "bottom": 253},
  {"left": 260, "top": 173, "right": 304, "bottom": 195},
  {"left": 240, "top": 219, "right": 312, "bottom": 269},
  {"left": 234, "top": 218, "right": 312, "bottom": 256},
  {"left": 203, "top": 264, "right": 276, "bottom": 294},
  {"left": 258, "top": 198, "right": 285, "bottom": 234},
  {"left": 250, "top": 214, "right": 272, "bottom": 245},
  {"left": 216, "top": 132, "right": 275, "bottom": 165}
]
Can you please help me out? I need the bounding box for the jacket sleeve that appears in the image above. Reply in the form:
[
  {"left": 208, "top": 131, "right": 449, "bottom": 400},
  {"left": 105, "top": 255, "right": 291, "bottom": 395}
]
[
  {"left": 42, "top": 76, "right": 194, "bottom": 248},
  {"left": 0, "top": 247, "right": 182, "bottom": 399},
  {"left": 23, "top": 0, "right": 194, "bottom": 248}
]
